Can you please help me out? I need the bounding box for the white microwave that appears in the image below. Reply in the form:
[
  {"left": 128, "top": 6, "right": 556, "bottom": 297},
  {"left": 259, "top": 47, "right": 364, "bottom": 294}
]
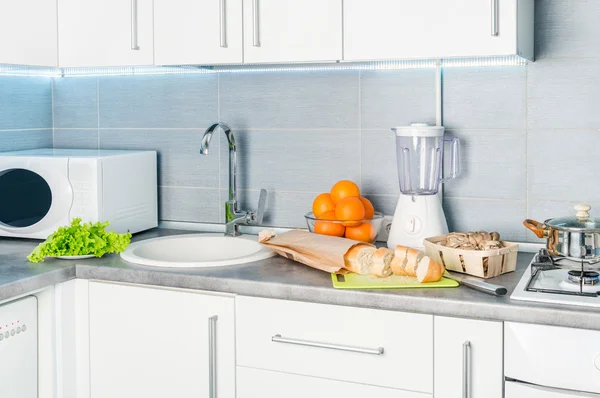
[{"left": 0, "top": 149, "right": 158, "bottom": 239}]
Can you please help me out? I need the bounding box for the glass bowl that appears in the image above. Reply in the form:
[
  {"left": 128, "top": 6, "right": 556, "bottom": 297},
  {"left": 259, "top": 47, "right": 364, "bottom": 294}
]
[{"left": 304, "top": 211, "right": 384, "bottom": 243}]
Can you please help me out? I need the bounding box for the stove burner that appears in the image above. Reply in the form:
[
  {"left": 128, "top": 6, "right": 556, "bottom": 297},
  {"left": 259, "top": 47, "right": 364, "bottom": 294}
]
[{"left": 567, "top": 270, "right": 600, "bottom": 285}]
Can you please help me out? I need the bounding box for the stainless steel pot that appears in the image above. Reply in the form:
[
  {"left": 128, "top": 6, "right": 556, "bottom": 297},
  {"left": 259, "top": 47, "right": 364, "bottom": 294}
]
[{"left": 524, "top": 204, "right": 600, "bottom": 261}]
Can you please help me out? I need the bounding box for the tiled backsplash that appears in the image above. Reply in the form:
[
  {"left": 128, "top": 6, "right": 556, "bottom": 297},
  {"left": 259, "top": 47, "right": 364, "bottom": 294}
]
[
  {"left": 0, "top": 76, "right": 52, "bottom": 150},
  {"left": 3, "top": 0, "right": 599, "bottom": 243}
]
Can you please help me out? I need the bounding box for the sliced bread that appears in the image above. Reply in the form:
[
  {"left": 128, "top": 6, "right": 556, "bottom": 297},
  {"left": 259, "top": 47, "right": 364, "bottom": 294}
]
[
  {"left": 390, "top": 245, "right": 424, "bottom": 277},
  {"left": 416, "top": 256, "right": 445, "bottom": 283},
  {"left": 343, "top": 245, "right": 376, "bottom": 275},
  {"left": 371, "top": 248, "right": 394, "bottom": 277}
]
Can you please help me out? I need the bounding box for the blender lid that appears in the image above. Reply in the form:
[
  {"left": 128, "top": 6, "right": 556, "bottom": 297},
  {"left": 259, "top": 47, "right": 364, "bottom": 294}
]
[{"left": 393, "top": 122, "right": 445, "bottom": 137}]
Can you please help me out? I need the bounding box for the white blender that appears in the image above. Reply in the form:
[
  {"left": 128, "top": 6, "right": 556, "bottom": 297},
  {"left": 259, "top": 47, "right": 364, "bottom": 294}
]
[{"left": 387, "top": 123, "right": 461, "bottom": 249}]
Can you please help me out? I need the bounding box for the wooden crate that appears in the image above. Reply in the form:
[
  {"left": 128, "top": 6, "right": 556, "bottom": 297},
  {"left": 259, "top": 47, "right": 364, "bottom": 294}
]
[{"left": 424, "top": 236, "right": 519, "bottom": 279}]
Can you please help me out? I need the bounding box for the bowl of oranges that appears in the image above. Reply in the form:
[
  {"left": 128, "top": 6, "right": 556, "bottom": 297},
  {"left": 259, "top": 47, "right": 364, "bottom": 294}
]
[{"left": 305, "top": 180, "right": 384, "bottom": 243}]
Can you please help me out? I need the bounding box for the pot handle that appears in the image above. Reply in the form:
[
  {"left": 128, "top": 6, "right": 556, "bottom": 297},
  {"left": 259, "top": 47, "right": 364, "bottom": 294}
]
[{"left": 523, "top": 219, "right": 549, "bottom": 239}]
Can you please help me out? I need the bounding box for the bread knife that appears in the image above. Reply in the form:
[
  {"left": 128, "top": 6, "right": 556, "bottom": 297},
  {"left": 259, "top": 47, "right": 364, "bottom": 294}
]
[{"left": 446, "top": 271, "right": 508, "bottom": 296}]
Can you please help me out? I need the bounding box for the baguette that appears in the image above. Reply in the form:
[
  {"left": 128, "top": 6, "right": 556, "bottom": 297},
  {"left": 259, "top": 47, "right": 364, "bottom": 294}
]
[
  {"left": 416, "top": 256, "right": 445, "bottom": 283},
  {"left": 390, "top": 245, "right": 424, "bottom": 277},
  {"left": 343, "top": 245, "right": 376, "bottom": 275},
  {"left": 371, "top": 248, "right": 394, "bottom": 277}
]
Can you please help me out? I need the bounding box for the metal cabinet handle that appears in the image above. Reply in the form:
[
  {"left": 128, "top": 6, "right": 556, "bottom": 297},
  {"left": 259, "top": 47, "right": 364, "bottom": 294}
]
[
  {"left": 209, "top": 315, "right": 218, "bottom": 398},
  {"left": 252, "top": 0, "right": 260, "bottom": 47},
  {"left": 272, "top": 334, "right": 384, "bottom": 355},
  {"left": 130, "top": 0, "right": 140, "bottom": 50},
  {"left": 462, "top": 341, "right": 471, "bottom": 398},
  {"left": 490, "top": 0, "right": 499, "bottom": 36},
  {"left": 219, "top": 0, "right": 227, "bottom": 47}
]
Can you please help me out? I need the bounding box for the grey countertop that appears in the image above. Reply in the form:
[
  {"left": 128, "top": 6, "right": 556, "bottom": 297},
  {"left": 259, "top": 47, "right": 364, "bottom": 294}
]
[{"left": 2, "top": 228, "right": 600, "bottom": 330}]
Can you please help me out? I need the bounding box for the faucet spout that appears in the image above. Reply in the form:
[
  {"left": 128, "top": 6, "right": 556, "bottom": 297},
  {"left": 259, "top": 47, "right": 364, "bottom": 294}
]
[{"left": 200, "top": 122, "right": 236, "bottom": 204}]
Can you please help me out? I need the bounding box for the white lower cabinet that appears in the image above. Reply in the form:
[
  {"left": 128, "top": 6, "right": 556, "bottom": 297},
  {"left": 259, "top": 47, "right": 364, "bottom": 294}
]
[
  {"left": 88, "top": 282, "right": 235, "bottom": 398},
  {"left": 237, "top": 366, "right": 431, "bottom": 398},
  {"left": 434, "top": 316, "right": 503, "bottom": 398},
  {"left": 236, "top": 296, "right": 434, "bottom": 394}
]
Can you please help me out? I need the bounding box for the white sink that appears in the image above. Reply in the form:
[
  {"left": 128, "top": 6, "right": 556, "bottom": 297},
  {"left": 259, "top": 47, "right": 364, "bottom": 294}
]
[{"left": 120, "top": 233, "right": 275, "bottom": 268}]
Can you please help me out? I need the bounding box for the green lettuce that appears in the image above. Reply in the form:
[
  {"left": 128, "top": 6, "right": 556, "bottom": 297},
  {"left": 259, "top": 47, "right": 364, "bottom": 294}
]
[{"left": 27, "top": 218, "right": 132, "bottom": 263}]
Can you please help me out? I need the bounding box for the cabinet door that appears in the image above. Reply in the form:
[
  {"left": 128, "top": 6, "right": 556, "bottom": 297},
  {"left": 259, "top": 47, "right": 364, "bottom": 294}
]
[
  {"left": 154, "top": 0, "right": 242, "bottom": 65},
  {"left": 89, "top": 282, "right": 235, "bottom": 398},
  {"left": 344, "top": 0, "right": 518, "bottom": 61},
  {"left": 434, "top": 316, "right": 503, "bottom": 398},
  {"left": 237, "top": 366, "right": 431, "bottom": 398},
  {"left": 242, "top": 0, "right": 342, "bottom": 63},
  {"left": 0, "top": 0, "right": 57, "bottom": 66},
  {"left": 58, "top": 0, "right": 154, "bottom": 67}
]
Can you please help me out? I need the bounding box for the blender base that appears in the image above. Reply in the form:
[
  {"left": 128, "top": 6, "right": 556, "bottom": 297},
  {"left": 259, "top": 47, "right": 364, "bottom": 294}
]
[{"left": 387, "top": 193, "right": 449, "bottom": 250}]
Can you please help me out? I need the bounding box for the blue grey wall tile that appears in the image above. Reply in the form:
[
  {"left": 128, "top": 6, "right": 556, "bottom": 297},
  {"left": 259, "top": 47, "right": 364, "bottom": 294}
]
[
  {"left": 528, "top": 59, "right": 600, "bottom": 129},
  {"left": 361, "top": 129, "right": 398, "bottom": 195},
  {"left": 443, "top": 198, "right": 527, "bottom": 241},
  {"left": 54, "top": 129, "right": 99, "bottom": 149},
  {"left": 100, "top": 129, "right": 220, "bottom": 188},
  {"left": 227, "top": 188, "right": 315, "bottom": 228},
  {"left": 99, "top": 75, "right": 218, "bottom": 128},
  {"left": 535, "top": 0, "right": 600, "bottom": 60},
  {"left": 53, "top": 78, "right": 98, "bottom": 128},
  {"left": 528, "top": 129, "right": 600, "bottom": 202},
  {"left": 363, "top": 194, "right": 399, "bottom": 216},
  {"left": 0, "top": 130, "right": 52, "bottom": 152},
  {"left": 444, "top": 130, "right": 526, "bottom": 199},
  {"left": 0, "top": 77, "right": 52, "bottom": 130},
  {"left": 219, "top": 71, "right": 359, "bottom": 129},
  {"left": 159, "top": 187, "right": 220, "bottom": 223},
  {"left": 443, "top": 67, "right": 526, "bottom": 130},
  {"left": 219, "top": 129, "right": 361, "bottom": 192},
  {"left": 360, "top": 69, "right": 436, "bottom": 129}
]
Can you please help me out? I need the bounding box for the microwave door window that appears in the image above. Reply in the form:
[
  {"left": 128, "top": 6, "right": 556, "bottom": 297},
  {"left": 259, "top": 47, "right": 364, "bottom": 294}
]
[{"left": 0, "top": 169, "right": 52, "bottom": 228}]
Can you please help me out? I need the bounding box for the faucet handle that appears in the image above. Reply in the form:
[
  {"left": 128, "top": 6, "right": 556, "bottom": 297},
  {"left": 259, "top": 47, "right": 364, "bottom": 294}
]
[{"left": 256, "top": 189, "right": 267, "bottom": 225}]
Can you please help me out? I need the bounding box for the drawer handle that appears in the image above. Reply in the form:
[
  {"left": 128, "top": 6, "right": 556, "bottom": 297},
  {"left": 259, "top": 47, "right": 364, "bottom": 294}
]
[
  {"left": 209, "top": 315, "right": 218, "bottom": 398},
  {"left": 271, "top": 334, "right": 384, "bottom": 355},
  {"left": 463, "top": 341, "right": 471, "bottom": 398}
]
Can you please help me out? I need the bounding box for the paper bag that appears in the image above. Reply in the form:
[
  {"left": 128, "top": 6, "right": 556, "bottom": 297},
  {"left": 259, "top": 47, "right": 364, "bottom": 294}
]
[{"left": 259, "top": 230, "right": 374, "bottom": 273}]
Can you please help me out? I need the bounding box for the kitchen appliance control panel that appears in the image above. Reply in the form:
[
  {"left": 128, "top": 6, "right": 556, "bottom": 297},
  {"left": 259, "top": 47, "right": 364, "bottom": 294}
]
[{"left": 0, "top": 296, "right": 37, "bottom": 398}]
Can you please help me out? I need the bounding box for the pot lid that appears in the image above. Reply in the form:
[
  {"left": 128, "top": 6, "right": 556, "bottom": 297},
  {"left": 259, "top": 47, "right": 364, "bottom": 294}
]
[{"left": 546, "top": 204, "right": 600, "bottom": 231}]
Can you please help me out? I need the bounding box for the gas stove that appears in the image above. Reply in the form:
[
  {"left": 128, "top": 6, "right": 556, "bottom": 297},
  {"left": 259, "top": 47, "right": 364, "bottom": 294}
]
[{"left": 511, "top": 249, "right": 600, "bottom": 308}]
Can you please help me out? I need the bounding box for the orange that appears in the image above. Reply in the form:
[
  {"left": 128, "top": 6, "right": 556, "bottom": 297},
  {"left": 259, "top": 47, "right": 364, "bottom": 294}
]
[
  {"left": 345, "top": 222, "right": 377, "bottom": 243},
  {"left": 335, "top": 197, "right": 365, "bottom": 227},
  {"left": 359, "top": 197, "right": 375, "bottom": 219},
  {"left": 312, "top": 193, "right": 336, "bottom": 218},
  {"left": 314, "top": 220, "right": 345, "bottom": 237},
  {"left": 318, "top": 210, "right": 337, "bottom": 220},
  {"left": 330, "top": 180, "right": 360, "bottom": 205}
]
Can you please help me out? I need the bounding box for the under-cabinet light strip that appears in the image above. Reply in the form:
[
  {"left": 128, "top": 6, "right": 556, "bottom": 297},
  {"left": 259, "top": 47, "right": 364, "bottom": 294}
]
[{"left": 0, "top": 56, "right": 528, "bottom": 78}]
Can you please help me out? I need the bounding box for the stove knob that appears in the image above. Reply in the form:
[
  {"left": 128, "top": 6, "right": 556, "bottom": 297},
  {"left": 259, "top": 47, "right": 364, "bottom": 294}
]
[{"left": 595, "top": 354, "right": 600, "bottom": 371}]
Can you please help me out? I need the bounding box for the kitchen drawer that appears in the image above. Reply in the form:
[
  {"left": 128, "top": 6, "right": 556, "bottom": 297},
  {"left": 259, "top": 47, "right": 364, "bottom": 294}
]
[
  {"left": 237, "top": 366, "right": 431, "bottom": 398},
  {"left": 505, "top": 322, "right": 600, "bottom": 394},
  {"left": 505, "top": 381, "right": 600, "bottom": 398},
  {"left": 235, "top": 296, "right": 433, "bottom": 393}
]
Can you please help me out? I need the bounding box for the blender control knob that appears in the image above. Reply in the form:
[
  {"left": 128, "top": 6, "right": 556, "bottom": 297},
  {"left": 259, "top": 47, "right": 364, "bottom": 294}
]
[{"left": 405, "top": 216, "right": 422, "bottom": 234}]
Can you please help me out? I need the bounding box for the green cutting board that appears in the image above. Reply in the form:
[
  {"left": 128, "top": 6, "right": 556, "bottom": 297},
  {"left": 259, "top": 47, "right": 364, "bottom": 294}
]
[{"left": 331, "top": 272, "right": 459, "bottom": 289}]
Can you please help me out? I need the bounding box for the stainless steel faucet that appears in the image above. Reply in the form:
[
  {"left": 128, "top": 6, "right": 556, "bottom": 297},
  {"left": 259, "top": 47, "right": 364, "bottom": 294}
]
[{"left": 200, "top": 122, "right": 266, "bottom": 237}]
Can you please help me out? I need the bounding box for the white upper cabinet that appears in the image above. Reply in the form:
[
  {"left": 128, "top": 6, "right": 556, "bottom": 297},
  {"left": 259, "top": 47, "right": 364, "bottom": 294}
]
[
  {"left": 242, "top": 0, "right": 343, "bottom": 64},
  {"left": 434, "top": 316, "right": 504, "bottom": 398},
  {"left": 343, "top": 0, "right": 534, "bottom": 62},
  {"left": 0, "top": 0, "right": 58, "bottom": 66},
  {"left": 154, "top": 0, "right": 243, "bottom": 65},
  {"left": 58, "top": 0, "right": 154, "bottom": 67},
  {"left": 88, "top": 282, "right": 235, "bottom": 398}
]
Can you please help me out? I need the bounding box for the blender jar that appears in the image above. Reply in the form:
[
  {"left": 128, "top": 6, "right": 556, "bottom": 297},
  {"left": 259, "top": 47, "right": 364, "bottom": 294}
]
[{"left": 392, "top": 123, "right": 460, "bottom": 195}]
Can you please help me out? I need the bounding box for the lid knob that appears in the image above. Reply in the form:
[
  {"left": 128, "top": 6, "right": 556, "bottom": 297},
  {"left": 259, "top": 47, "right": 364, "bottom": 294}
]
[{"left": 574, "top": 203, "right": 591, "bottom": 220}]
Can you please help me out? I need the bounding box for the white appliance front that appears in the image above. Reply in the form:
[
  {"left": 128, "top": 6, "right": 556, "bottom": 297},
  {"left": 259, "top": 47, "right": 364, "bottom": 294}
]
[
  {"left": 0, "top": 149, "right": 158, "bottom": 239},
  {"left": 0, "top": 296, "right": 38, "bottom": 398}
]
